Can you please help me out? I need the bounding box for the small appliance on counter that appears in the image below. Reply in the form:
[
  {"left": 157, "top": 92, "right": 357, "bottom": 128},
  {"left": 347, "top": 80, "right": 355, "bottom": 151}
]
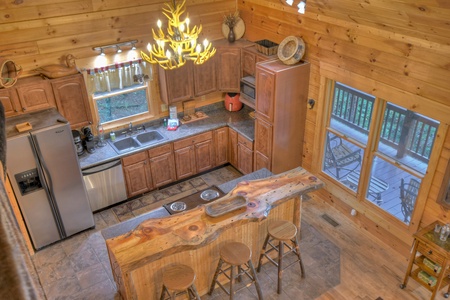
[
  {"left": 82, "top": 126, "right": 96, "bottom": 154},
  {"left": 72, "top": 130, "right": 84, "bottom": 156},
  {"left": 225, "top": 93, "right": 243, "bottom": 112}
]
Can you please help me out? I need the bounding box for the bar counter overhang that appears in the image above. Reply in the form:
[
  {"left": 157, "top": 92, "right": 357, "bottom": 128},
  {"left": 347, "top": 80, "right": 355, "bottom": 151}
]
[{"left": 105, "top": 167, "right": 324, "bottom": 299}]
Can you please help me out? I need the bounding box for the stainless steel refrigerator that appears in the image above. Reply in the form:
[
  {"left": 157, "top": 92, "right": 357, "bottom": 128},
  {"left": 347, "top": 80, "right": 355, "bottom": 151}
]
[{"left": 6, "top": 108, "right": 94, "bottom": 250}]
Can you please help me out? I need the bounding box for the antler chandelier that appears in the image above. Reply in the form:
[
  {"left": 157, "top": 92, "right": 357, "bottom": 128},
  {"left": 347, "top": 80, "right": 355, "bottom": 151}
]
[{"left": 141, "top": 0, "right": 216, "bottom": 70}]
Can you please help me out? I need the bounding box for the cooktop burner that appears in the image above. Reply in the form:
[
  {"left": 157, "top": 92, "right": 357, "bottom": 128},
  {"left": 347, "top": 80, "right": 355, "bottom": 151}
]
[{"left": 164, "top": 186, "right": 225, "bottom": 214}]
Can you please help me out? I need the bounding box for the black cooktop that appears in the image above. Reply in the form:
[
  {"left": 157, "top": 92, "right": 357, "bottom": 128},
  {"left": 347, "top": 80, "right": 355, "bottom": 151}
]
[{"left": 163, "top": 186, "right": 225, "bottom": 215}]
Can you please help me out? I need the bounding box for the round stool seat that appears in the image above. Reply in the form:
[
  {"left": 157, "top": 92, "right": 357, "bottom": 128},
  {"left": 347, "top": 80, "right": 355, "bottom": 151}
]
[
  {"left": 162, "top": 264, "right": 196, "bottom": 291},
  {"left": 220, "top": 241, "right": 251, "bottom": 266},
  {"left": 268, "top": 220, "right": 297, "bottom": 241}
]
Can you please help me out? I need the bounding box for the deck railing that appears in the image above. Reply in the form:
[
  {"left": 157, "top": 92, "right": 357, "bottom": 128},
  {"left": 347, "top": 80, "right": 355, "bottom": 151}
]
[{"left": 332, "top": 82, "right": 438, "bottom": 162}]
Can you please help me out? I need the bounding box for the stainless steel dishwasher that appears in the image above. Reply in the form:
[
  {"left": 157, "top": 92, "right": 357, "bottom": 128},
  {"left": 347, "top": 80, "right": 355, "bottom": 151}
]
[{"left": 81, "top": 159, "right": 127, "bottom": 212}]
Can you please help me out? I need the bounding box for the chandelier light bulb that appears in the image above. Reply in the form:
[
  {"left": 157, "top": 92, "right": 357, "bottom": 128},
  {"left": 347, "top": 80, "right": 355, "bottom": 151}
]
[
  {"left": 179, "top": 24, "right": 185, "bottom": 32},
  {"left": 203, "top": 39, "right": 209, "bottom": 48},
  {"left": 147, "top": 43, "right": 152, "bottom": 51},
  {"left": 196, "top": 44, "right": 201, "bottom": 53},
  {"left": 177, "top": 46, "right": 182, "bottom": 55},
  {"left": 166, "top": 49, "right": 171, "bottom": 59},
  {"left": 298, "top": 1, "right": 306, "bottom": 14},
  {"left": 190, "top": 39, "right": 196, "bottom": 47},
  {"left": 157, "top": 19, "right": 162, "bottom": 28},
  {"left": 186, "top": 18, "right": 190, "bottom": 26}
]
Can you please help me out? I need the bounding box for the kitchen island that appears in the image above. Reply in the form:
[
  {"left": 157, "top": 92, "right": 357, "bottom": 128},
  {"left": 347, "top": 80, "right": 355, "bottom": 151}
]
[{"left": 104, "top": 167, "right": 323, "bottom": 299}]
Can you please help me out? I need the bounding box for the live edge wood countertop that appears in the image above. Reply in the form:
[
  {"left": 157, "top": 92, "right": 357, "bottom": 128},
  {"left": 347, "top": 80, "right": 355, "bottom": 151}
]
[{"left": 105, "top": 167, "right": 324, "bottom": 299}]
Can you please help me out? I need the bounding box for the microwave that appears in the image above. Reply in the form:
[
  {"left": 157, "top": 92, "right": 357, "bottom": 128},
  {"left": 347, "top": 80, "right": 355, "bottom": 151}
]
[{"left": 240, "top": 76, "right": 256, "bottom": 102}]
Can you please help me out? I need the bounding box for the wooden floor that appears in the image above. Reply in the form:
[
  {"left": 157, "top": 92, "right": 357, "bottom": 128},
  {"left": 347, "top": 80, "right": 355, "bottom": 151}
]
[{"left": 302, "top": 193, "right": 442, "bottom": 300}]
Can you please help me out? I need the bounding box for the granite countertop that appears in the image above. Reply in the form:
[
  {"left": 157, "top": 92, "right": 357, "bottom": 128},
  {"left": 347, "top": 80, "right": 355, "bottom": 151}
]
[{"left": 79, "top": 103, "right": 255, "bottom": 169}]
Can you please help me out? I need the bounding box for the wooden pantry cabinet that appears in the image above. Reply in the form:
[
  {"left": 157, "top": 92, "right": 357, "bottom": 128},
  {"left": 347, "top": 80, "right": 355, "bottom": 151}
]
[
  {"left": 173, "top": 131, "right": 214, "bottom": 180},
  {"left": 241, "top": 45, "right": 277, "bottom": 78},
  {"left": 254, "top": 60, "right": 310, "bottom": 174}
]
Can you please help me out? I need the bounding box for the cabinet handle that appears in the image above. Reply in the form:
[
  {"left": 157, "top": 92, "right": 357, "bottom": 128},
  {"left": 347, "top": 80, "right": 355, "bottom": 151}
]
[
  {"left": 22, "top": 107, "right": 26, "bottom": 111},
  {"left": 428, "top": 250, "right": 433, "bottom": 255}
]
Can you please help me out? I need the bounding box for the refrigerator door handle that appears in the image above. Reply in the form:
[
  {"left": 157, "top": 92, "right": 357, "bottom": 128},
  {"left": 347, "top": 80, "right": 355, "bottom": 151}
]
[{"left": 29, "top": 134, "right": 67, "bottom": 238}]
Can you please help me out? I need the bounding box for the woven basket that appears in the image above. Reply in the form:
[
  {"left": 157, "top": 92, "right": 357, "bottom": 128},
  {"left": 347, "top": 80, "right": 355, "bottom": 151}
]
[
  {"left": 277, "top": 36, "right": 305, "bottom": 65},
  {"left": 0, "top": 59, "right": 21, "bottom": 88}
]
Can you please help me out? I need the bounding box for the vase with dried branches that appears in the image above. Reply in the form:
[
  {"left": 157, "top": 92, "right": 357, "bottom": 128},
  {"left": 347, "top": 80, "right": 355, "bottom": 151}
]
[{"left": 223, "top": 11, "right": 239, "bottom": 43}]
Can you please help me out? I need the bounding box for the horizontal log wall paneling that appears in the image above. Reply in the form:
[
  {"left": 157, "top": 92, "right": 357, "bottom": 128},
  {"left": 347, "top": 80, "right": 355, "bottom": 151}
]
[
  {"left": 238, "top": 0, "right": 450, "bottom": 254},
  {"left": 0, "top": 0, "right": 235, "bottom": 77}
]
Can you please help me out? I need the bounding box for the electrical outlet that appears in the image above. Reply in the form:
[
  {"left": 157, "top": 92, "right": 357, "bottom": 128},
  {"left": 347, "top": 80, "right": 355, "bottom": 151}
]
[{"left": 161, "top": 104, "right": 168, "bottom": 111}]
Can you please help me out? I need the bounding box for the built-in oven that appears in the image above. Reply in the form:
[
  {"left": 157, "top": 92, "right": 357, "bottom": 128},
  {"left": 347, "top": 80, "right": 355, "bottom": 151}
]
[{"left": 240, "top": 76, "right": 256, "bottom": 104}]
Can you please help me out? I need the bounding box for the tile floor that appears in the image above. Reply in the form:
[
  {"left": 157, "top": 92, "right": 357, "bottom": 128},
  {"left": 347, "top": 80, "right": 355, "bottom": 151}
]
[{"left": 31, "top": 165, "right": 340, "bottom": 299}]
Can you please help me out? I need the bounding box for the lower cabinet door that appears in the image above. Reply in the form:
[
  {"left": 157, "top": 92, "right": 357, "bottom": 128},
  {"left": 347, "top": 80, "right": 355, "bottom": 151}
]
[
  {"left": 174, "top": 146, "right": 196, "bottom": 180},
  {"left": 150, "top": 152, "right": 176, "bottom": 188},
  {"left": 123, "top": 160, "right": 153, "bottom": 197}
]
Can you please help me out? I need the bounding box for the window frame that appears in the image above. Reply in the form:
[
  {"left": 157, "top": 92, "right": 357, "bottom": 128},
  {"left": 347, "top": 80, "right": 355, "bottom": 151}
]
[
  {"left": 315, "top": 62, "right": 449, "bottom": 237},
  {"left": 90, "top": 81, "right": 158, "bottom": 132}
]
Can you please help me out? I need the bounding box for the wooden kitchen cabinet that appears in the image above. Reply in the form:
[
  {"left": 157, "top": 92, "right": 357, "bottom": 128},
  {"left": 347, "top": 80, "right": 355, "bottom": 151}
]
[
  {"left": 237, "top": 134, "right": 253, "bottom": 174},
  {"left": 214, "top": 127, "right": 228, "bottom": 167},
  {"left": 122, "top": 151, "right": 153, "bottom": 197},
  {"left": 0, "top": 88, "right": 21, "bottom": 117},
  {"left": 401, "top": 221, "right": 450, "bottom": 300},
  {"left": 229, "top": 127, "right": 254, "bottom": 174},
  {"left": 193, "top": 57, "right": 217, "bottom": 97},
  {"left": 51, "top": 74, "right": 92, "bottom": 129},
  {"left": 159, "top": 58, "right": 217, "bottom": 104},
  {"left": 158, "top": 64, "right": 194, "bottom": 104},
  {"left": 13, "top": 76, "right": 56, "bottom": 114},
  {"left": 229, "top": 128, "right": 238, "bottom": 167},
  {"left": 174, "top": 131, "right": 214, "bottom": 180},
  {"left": 216, "top": 46, "right": 241, "bottom": 93},
  {"left": 241, "top": 45, "right": 277, "bottom": 78},
  {"left": 148, "top": 143, "right": 177, "bottom": 188},
  {"left": 254, "top": 60, "right": 310, "bottom": 174}
]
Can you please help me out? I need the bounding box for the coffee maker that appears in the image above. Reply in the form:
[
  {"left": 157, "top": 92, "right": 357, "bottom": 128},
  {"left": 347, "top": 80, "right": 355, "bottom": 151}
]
[
  {"left": 72, "top": 130, "right": 84, "bottom": 156},
  {"left": 82, "top": 127, "right": 96, "bottom": 154}
]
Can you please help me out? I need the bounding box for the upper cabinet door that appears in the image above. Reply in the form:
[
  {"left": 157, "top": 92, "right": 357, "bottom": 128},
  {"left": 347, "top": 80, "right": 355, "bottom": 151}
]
[
  {"left": 216, "top": 47, "right": 241, "bottom": 92},
  {"left": 193, "top": 56, "right": 217, "bottom": 96},
  {"left": 0, "top": 88, "right": 21, "bottom": 117},
  {"left": 158, "top": 63, "right": 194, "bottom": 104},
  {"left": 51, "top": 74, "right": 92, "bottom": 129},
  {"left": 255, "top": 67, "right": 275, "bottom": 122},
  {"left": 15, "top": 80, "right": 56, "bottom": 113}
]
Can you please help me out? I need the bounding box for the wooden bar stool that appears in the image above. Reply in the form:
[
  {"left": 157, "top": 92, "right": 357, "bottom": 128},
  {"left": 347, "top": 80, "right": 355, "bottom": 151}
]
[
  {"left": 208, "top": 241, "right": 264, "bottom": 299},
  {"left": 257, "top": 220, "right": 305, "bottom": 294},
  {"left": 160, "top": 264, "right": 201, "bottom": 300}
]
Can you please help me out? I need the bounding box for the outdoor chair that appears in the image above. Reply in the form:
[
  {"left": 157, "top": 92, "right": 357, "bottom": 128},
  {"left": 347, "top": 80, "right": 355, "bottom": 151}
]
[
  {"left": 399, "top": 178, "right": 420, "bottom": 223},
  {"left": 324, "top": 133, "right": 362, "bottom": 180}
]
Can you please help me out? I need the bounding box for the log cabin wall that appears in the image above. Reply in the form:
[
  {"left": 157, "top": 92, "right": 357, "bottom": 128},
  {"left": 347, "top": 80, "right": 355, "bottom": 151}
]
[
  {"left": 1, "top": 0, "right": 450, "bottom": 256},
  {"left": 238, "top": 0, "right": 450, "bottom": 255}
]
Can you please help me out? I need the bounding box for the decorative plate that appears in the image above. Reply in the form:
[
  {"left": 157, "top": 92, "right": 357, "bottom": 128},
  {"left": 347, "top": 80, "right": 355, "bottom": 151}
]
[{"left": 221, "top": 17, "right": 245, "bottom": 41}]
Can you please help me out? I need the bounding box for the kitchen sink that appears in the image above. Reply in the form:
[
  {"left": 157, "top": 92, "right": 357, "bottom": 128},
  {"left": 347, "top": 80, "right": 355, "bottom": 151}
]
[
  {"left": 136, "top": 130, "right": 165, "bottom": 145},
  {"left": 111, "top": 137, "right": 140, "bottom": 153},
  {"left": 108, "top": 130, "right": 166, "bottom": 154}
]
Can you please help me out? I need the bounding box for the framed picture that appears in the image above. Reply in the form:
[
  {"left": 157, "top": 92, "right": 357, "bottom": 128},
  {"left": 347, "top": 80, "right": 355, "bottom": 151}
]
[{"left": 437, "top": 160, "right": 450, "bottom": 209}]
